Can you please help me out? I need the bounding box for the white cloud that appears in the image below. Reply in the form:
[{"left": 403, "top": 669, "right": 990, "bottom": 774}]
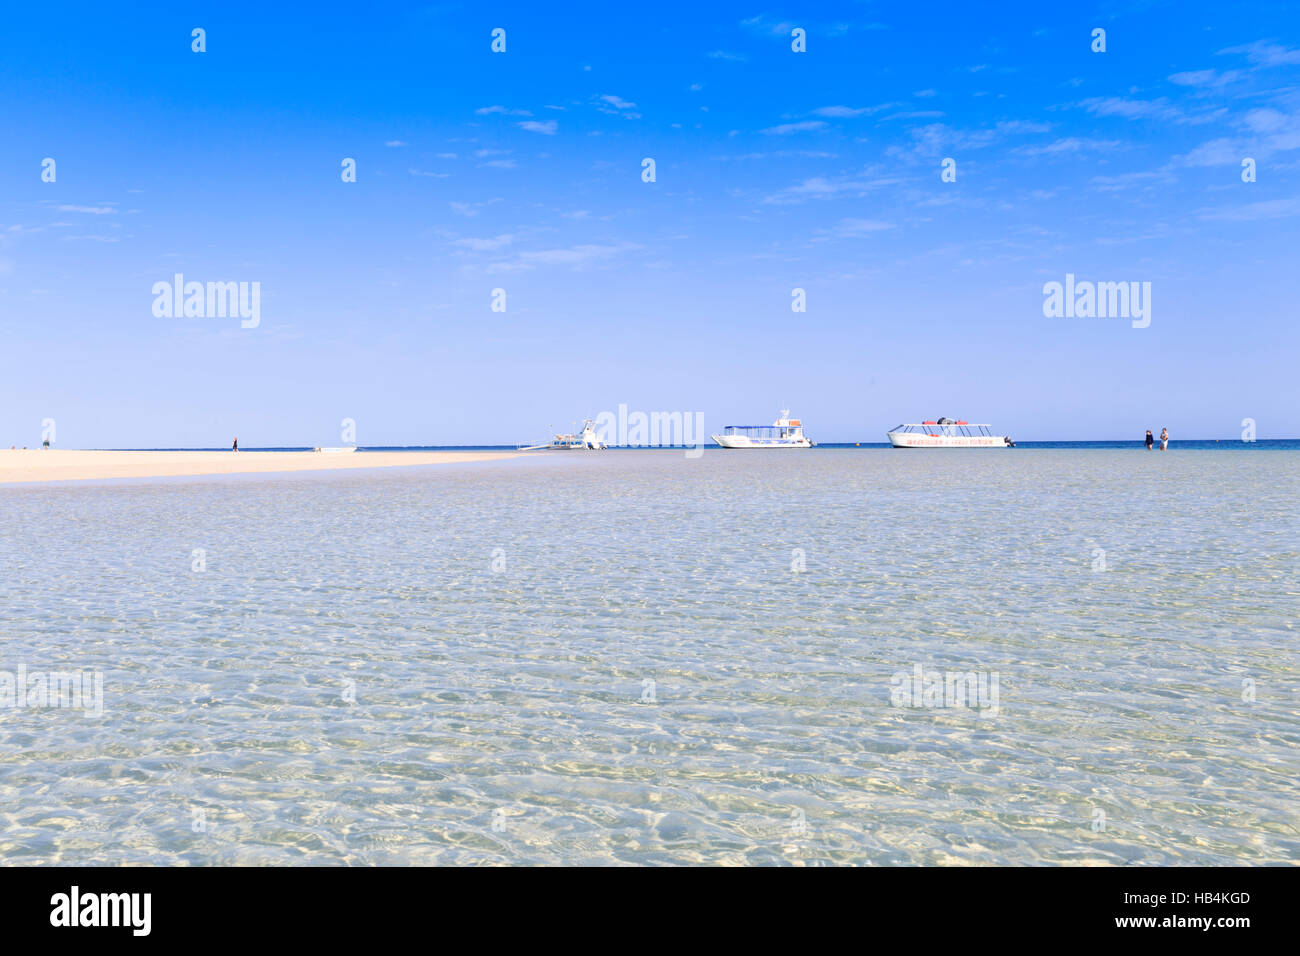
[
  {"left": 477, "top": 106, "right": 532, "bottom": 116},
  {"left": 512, "top": 242, "right": 638, "bottom": 268},
  {"left": 1084, "top": 97, "right": 1172, "bottom": 119},
  {"left": 1167, "top": 69, "right": 1241, "bottom": 88},
  {"left": 1079, "top": 97, "right": 1225, "bottom": 126},
  {"left": 1015, "top": 137, "right": 1120, "bottom": 157},
  {"left": 1088, "top": 170, "right": 1165, "bottom": 191},
  {"left": 518, "top": 120, "right": 558, "bottom": 135},
  {"left": 880, "top": 110, "right": 946, "bottom": 121},
  {"left": 1243, "top": 108, "right": 1288, "bottom": 133},
  {"left": 384, "top": 140, "right": 407, "bottom": 147},
  {"left": 1218, "top": 41, "right": 1300, "bottom": 67},
  {"left": 595, "top": 94, "right": 641, "bottom": 119},
  {"left": 450, "top": 199, "right": 501, "bottom": 217},
  {"left": 1177, "top": 137, "right": 1241, "bottom": 166},
  {"left": 832, "top": 218, "right": 896, "bottom": 235},
  {"left": 57, "top": 205, "right": 115, "bottom": 214},
  {"left": 740, "top": 14, "right": 795, "bottom": 35},
  {"left": 1199, "top": 197, "right": 1300, "bottom": 221},
  {"left": 453, "top": 234, "right": 515, "bottom": 251},
  {"left": 760, "top": 120, "right": 828, "bottom": 135},
  {"left": 812, "top": 105, "right": 890, "bottom": 118},
  {"left": 763, "top": 173, "right": 900, "bottom": 204}
]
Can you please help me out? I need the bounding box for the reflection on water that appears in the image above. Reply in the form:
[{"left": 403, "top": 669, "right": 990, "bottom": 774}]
[{"left": 0, "top": 449, "right": 1296, "bottom": 864}]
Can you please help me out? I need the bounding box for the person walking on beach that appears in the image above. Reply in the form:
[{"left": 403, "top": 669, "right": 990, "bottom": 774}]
[
  {"left": 1145, "top": 429, "right": 1154, "bottom": 451},
  {"left": 1160, "top": 427, "right": 1168, "bottom": 451},
  {"left": 232, "top": 436, "right": 239, "bottom": 452}
]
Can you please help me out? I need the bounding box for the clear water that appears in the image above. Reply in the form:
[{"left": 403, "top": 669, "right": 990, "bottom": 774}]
[{"left": 0, "top": 449, "right": 1296, "bottom": 865}]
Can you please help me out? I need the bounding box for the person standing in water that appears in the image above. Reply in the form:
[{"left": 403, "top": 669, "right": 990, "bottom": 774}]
[
  {"left": 232, "top": 436, "right": 239, "bottom": 452},
  {"left": 1145, "top": 429, "right": 1154, "bottom": 451},
  {"left": 1160, "top": 427, "right": 1168, "bottom": 451}
]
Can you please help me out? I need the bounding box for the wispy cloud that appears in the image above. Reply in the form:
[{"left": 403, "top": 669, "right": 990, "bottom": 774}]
[
  {"left": 760, "top": 120, "right": 828, "bottom": 135},
  {"left": 384, "top": 140, "right": 407, "bottom": 147},
  {"left": 595, "top": 94, "right": 641, "bottom": 119},
  {"left": 888, "top": 120, "right": 1051, "bottom": 159},
  {"left": 510, "top": 242, "right": 639, "bottom": 269},
  {"left": 707, "top": 50, "right": 748, "bottom": 62},
  {"left": 1078, "top": 96, "right": 1225, "bottom": 126},
  {"left": 57, "top": 205, "right": 115, "bottom": 214},
  {"left": 1175, "top": 105, "right": 1300, "bottom": 166},
  {"left": 880, "top": 110, "right": 946, "bottom": 121},
  {"left": 1217, "top": 40, "right": 1300, "bottom": 68},
  {"left": 1199, "top": 197, "right": 1300, "bottom": 221},
  {"left": 450, "top": 199, "right": 501, "bottom": 217},
  {"left": 740, "top": 14, "right": 796, "bottom": 36},
  {"left": 740, "top": 13, "right": 883, "bottom": 37},
  {"left": 518, "top": 120, "right": 558, "bottom": 135},
  {"left": 453, "top": 234, "right": 515, "bottom": 251},
  {"left": 1089, "top": 170, "right": 1165, "bottom": 191},
  {"left": 711, "top": 150, "right": 838, "bottom": 161},
  {"left": 829, "top": 217, "right": 896, "bottom": 236},
  {"left": 1168, "top": 69, "right": 1241, "bottom": 89},
  {"left": 812, "top": 104, "right": 892, "bottom": 118},
  {"left": 477, "top": 105, "right": 532, "bottom": 116},
  {"left": 1177, "top": 137, "right": 1241, "bottom": 166},
  {"left": 763, "top": 173, "right": 900, "bottom": 204},
  {"left": 1014, "top": 137, "right": 1120, "bottom": 157}
]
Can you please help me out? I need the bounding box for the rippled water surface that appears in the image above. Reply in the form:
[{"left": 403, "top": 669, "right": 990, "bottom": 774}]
[{"left": 1, "top": 450, "right": 1296, "bottom": 865}]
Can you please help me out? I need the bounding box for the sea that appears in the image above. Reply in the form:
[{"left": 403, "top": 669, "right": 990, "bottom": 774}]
[{"left": 1, "top": 445, "right": 1296, "bottom": 864}]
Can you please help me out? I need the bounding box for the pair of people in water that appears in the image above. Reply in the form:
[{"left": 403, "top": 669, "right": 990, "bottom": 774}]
[{"left": 1145, "top": 428, "right": 1168, "bottom": 451}]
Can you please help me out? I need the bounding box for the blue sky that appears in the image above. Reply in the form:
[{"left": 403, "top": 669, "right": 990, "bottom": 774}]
[{"left": 2, "top": 1, "right": 1298, "bottom": 445}]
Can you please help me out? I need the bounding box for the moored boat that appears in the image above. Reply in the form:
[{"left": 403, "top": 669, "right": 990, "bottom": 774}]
[
  {"left": 887, "top": 419, "right": 1014, "bottom": 448},
  {"left": 519, "top": 419, "right": 607, "bottom": 451},
  {"left": 713, "top": 411, "right": 814, "bottom": 448}
]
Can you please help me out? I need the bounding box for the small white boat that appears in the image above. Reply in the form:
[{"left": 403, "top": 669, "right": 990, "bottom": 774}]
[
  {"left": 519, "top": 419, "right": 607, "bottom": 451},
  {"left": 887, "top": 419, "right": 1014, "bottom": 448},
  {"left": 313, "top": 446, "right": 358, "bottom": 453},
  {"left": 713, "top": 411, "right": 814, "bottom": 449}
]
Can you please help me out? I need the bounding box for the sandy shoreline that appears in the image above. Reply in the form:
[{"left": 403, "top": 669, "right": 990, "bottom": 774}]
[{"left": 0, "top": 449, "right": 520, "bottom": 484}]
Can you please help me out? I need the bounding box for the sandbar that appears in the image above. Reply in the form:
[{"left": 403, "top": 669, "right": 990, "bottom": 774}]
[{"left": 0, "top": 449, "right": 519, "bottom": 485}]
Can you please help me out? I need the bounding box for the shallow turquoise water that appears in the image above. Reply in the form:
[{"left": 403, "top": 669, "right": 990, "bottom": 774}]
[{"left": 0, "top": 449, "right": 1296, "bottom": 864}]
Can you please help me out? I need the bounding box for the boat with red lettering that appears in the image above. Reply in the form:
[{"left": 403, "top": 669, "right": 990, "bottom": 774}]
[{"left": 886, "top": 418, "right": 1014, "bottom": 448}]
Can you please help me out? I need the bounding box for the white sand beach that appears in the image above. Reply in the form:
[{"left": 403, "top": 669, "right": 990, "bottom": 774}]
[{"left": 0, "top": 448, "right": 519, "bottom": 484}]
